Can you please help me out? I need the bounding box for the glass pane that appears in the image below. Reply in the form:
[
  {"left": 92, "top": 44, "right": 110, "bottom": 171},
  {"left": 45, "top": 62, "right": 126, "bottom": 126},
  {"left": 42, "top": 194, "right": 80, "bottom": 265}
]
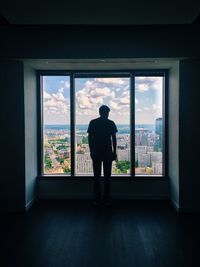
[
  {"left": 135, "top": 76, "right": 163, "bottom": 175},
  {"left": 42, "top": 76, "right": 70, "bottom": 174},
  {"left": 75, "top": 77, "right": 130, "bottom": 175}
]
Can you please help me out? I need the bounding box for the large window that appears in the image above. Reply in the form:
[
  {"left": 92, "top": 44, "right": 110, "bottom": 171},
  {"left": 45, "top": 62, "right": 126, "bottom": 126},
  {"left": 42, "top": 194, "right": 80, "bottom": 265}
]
[
  {"left": 41, "top": 75, "right": 71, "bottom": 174},
  {"left": 135, "top": 76, "right": 164, "bottom": 175},
  {"left": 75, "top": 77, "right": 130, "bottom": 175},
  {"left": 39, "top": 71, "right": 166, "bottom": 177}
]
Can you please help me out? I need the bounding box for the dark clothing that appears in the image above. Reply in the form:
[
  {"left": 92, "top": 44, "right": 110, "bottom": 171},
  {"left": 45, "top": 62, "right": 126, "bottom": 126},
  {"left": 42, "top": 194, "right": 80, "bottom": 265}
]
[
  {"left": 93, "top": 159, "right": 112, "bottom": 202},
  {"left": 87, "top": 117, "right": 118, "bottom": 202},
  {"left": 87, "top": 117, "right": 117, "bottom": 160}
]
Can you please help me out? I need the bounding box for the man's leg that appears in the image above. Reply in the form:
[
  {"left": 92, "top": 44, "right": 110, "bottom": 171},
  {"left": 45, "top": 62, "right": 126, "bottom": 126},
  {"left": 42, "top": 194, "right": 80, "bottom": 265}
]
[
  {"left": 92, "top": 159, "right": 102, "bottom": 203},
  {"left": 103, "top": 159, "right": 112, "bottom": 202}
]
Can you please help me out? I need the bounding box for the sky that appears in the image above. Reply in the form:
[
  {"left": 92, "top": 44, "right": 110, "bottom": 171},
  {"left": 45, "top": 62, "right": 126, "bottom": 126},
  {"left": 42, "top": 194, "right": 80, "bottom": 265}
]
[{"left": 43, "top": 76, "right": 163, "bottom": 125}]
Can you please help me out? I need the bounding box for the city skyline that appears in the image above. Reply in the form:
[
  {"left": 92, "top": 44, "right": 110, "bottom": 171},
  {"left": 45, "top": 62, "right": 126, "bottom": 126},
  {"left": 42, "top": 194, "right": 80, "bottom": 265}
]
[{"left": 43, "top": 116, "right": 163, "bottom": 176}]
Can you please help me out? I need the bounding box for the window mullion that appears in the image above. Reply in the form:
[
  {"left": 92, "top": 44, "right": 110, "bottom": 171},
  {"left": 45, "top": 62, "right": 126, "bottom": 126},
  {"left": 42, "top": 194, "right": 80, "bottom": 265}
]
[
  {"left": 70, "top": 74, "right": 75, "bottom": 176},
  {"left": 130, "top": 73, "right": 135, "bottom": 177}
]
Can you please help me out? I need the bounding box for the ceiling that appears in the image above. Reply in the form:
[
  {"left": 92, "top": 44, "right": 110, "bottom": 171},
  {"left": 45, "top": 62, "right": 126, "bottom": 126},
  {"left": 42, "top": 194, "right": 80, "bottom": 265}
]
[{"left": 0, "top": 0, "right": 200, "bottom": 25}]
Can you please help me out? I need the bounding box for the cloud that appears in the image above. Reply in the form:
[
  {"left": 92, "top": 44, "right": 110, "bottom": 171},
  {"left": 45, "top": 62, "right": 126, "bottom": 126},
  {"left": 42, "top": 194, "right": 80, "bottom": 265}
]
[
  {"left": 152, "top": 104, "right": 161, "bottom": 110},
  {"left": 75, "top": 78, "right": 130, "bottom": 118},
  {"left": 65, "top": 81, "right": 70, "bottom": 88},
  {"left": 90, "top": 87, "right": 111, "bottom": 97},
  {"left": 78, "top": 95, "right": 92, "bottom": 109},
  {"left": 52, "top": 92, "right": 65, "bottom": 102},
  {"left": 60, "top": 80, "right": 70, "bottom": 89},
  {"left": 44, "top": 90, "right": 70, "bottom": 117},
  {"left": 136, "top": 84, "right": 149, "bottom": 92},
  {"left": 58, "top": 87, "right": 64, "bottom": 93},
  {"left": 109, "top": 100, "right": 121, "bottom": 110},
  {"left": 43, "top": 90, "right": 51, "bottom": 99},
  {"left": 135, "top": 77, "right": 163, "bottom": 92},
  {"left": 76, "top": 80, "right": 116, "bottom": 110},
  {"left": 95, "top": 78, "right": 126, "bottom": 85}
]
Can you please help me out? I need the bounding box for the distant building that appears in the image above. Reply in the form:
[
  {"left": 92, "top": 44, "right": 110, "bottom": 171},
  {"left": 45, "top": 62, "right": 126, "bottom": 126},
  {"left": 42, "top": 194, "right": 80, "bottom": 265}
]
[
  {"left": 138, "top": 153, "right": 150, "bottom": 167},
  {"left": 118, "top": 149, "right": 130, "bottom": 161},
  {"left": 76, "top": 153, "right": 93, "bottom": 174},
  {"left": 76, "top": 135, "right": 83, "bottom": 144},
  {"left": 149, "top": 152, "right": 162, "bottom": 163},
  {"left": 154, "top": 117, "right": 163, "bottom": 151},
  {"left": 152, "top": 162, "right": 162, "bottom": 175}
]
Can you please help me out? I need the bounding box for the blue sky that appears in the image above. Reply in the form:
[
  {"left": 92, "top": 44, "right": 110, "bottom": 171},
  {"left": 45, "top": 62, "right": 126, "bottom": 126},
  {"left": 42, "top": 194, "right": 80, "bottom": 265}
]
[{"left": 43, "top": 76, "right": 163, "bottom": 125}]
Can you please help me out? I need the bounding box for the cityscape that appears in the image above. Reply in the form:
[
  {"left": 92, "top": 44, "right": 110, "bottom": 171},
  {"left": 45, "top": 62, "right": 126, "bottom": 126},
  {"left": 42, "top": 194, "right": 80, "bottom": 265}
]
[{"left": 44, "top": 118, "right": 163, "bottom": 175}]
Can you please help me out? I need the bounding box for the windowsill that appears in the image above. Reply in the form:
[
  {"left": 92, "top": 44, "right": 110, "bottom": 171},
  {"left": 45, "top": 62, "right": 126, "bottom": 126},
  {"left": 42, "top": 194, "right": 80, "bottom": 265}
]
[{"left": 37, "top": 175, "right": 169, "bottom": 181}]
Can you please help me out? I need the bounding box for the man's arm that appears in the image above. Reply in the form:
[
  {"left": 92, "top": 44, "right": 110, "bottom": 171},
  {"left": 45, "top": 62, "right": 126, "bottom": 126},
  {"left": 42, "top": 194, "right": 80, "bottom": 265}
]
[
  {"left": 88, "top": 133, "right": 94, "bottom": 152},
  {"left": 112, "top": 133, "right": 117, "bottom": 160}
]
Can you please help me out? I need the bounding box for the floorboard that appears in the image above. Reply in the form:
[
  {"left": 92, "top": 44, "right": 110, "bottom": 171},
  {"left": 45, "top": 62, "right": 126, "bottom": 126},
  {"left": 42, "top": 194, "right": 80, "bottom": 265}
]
[{"left": 0, "top": 200, "right": 199, "bottom": 267}]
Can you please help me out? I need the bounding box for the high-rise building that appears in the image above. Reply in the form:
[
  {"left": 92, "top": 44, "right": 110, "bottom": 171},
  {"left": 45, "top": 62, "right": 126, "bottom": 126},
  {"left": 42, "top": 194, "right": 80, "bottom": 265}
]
[
  {"left": 155, "top": 117, "right": 163, "bottom": 152},
  {"left": 118, "top": 149, "right": 130, "bottom": 161}
]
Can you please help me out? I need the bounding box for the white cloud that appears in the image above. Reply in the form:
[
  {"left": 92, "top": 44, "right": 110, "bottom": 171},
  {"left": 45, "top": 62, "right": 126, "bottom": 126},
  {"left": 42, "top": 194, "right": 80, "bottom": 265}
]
[
  {"left": 60, "top": 80, "right": 70, "bottom": 89},
  {"left": 75, "top": 78, "right": 131, "bottom": 121},
  {"left": 90, "top": 87, "right": 111, "bottom": 97},
  {"left": 65, "top": 81, "right": 70, "bottom": 88},
  {"left": 43, "top": 90, "right": 51, "bottom": 99},
  {"left": 89, "top": 97, "right": 104, "bottom": 105},
  {"left": 109, "top": 100, "right": 121, "bottom": 110},
  {"left": 58, "top": 87, "right": 64, "bottom": 93},
  {"left": 44, "top": 90, "right": 70, "bottom": 118},
  {"left": 152, "top": 104, "right": 160, "bottom": 110},
  {"left": 78, "top": 95, "right": 92, "bottom": 109},
  {"left": 119, "top": 97, "right": 129, "bottom": 105},
  {"left": 136, "top": 83, "right": 149, "bottom": 92},
  {"left": 52, "top": 92, "right": 65, "bottom": 102},
  {"left": 95, "top": 78, "right": 126, "bottom": 85},
  {"left": 135, "top": 77, "right": 163, "bottom": 92}
]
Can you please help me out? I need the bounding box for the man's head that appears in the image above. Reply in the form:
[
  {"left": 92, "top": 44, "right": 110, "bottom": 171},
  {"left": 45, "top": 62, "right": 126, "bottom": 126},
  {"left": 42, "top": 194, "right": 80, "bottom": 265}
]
[{"left": 99, "top": 105, "right": 110, "bottom": 119}]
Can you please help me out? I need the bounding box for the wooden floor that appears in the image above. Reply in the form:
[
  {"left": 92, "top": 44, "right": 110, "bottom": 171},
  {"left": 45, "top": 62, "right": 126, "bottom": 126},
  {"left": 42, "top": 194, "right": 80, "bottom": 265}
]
[{"left": 0, "top": 200, "right": 200, "bottom": 267}]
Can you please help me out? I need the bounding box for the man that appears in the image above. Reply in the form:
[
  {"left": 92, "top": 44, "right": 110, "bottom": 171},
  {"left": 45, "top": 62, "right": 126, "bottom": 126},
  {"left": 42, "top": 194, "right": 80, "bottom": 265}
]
[{"left": 87, "top": 105, "right": 118, "bottom": 205}]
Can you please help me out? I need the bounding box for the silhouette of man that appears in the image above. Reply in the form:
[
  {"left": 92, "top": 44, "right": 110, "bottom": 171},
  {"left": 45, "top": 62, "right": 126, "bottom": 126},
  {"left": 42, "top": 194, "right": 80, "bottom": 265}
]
[{"left": 87, "top": 105, "right": 118, "bottom": 205}]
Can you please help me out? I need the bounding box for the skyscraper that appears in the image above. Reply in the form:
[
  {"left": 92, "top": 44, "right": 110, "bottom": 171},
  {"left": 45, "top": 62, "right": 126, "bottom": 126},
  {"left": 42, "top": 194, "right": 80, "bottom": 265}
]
[{"left": 155, "top": 118, "right": 162, "bottom": 152}]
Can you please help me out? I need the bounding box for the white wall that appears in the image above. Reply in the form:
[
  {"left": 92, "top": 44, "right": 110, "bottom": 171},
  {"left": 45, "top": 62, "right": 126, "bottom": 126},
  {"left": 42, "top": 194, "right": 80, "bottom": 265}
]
[
  {"left": 168, "top": 62, "right": 179, "bottom": 209},
  {"left": 24, "top": 63, "right": 38, "bottom": 210}
]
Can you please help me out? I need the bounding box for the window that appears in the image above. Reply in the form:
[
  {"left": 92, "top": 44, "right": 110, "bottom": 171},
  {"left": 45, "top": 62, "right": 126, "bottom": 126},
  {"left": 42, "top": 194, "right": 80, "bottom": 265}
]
[
  {"left": 135, "top": 76, "right": 164, "bottom": 175},
  {"left": 75, "top": 77, "right": 130, "bottom": 175},
  {"left": 41, "top": 75, "right": 71, "bottom": 174},
  {"left": 39, "top": 71, "right": 167, "bottom": 177}
]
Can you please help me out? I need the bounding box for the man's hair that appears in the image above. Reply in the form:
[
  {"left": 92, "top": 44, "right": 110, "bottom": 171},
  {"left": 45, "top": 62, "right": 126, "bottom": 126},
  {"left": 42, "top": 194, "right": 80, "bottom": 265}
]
[{"left": 99, "top": 105, "right": 110, "bottom": 115}]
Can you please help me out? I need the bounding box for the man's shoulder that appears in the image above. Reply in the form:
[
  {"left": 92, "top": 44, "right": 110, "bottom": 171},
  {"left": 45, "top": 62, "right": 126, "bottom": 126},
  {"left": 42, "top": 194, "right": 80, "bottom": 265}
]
[
  {"left": 89, "top": 118, "right": 99, "bottom": 124},
  {"left": 107, "top": 119, "right": 115, "bottom": 124},
  {"left": 107, "top": 119, "right": 116, "bottom": 126}
]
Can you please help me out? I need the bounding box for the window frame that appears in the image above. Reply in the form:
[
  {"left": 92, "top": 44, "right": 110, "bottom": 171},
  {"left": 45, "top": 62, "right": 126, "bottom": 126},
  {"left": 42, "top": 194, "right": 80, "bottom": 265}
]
[{"left": 37, "top": 69, "right": 168, "bottom": 179}]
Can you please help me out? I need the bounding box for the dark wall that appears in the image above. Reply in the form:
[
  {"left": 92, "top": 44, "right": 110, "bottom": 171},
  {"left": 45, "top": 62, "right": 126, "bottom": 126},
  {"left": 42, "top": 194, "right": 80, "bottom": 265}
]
[
  {"left": 0, "top": 25, "right": 200, "bottom": 59},
  {"left": 0, "top": 61, "right": 25, "bottom": 212},
  {"left": 179, "top": 59, "right": 200, "bottom": 211}
]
